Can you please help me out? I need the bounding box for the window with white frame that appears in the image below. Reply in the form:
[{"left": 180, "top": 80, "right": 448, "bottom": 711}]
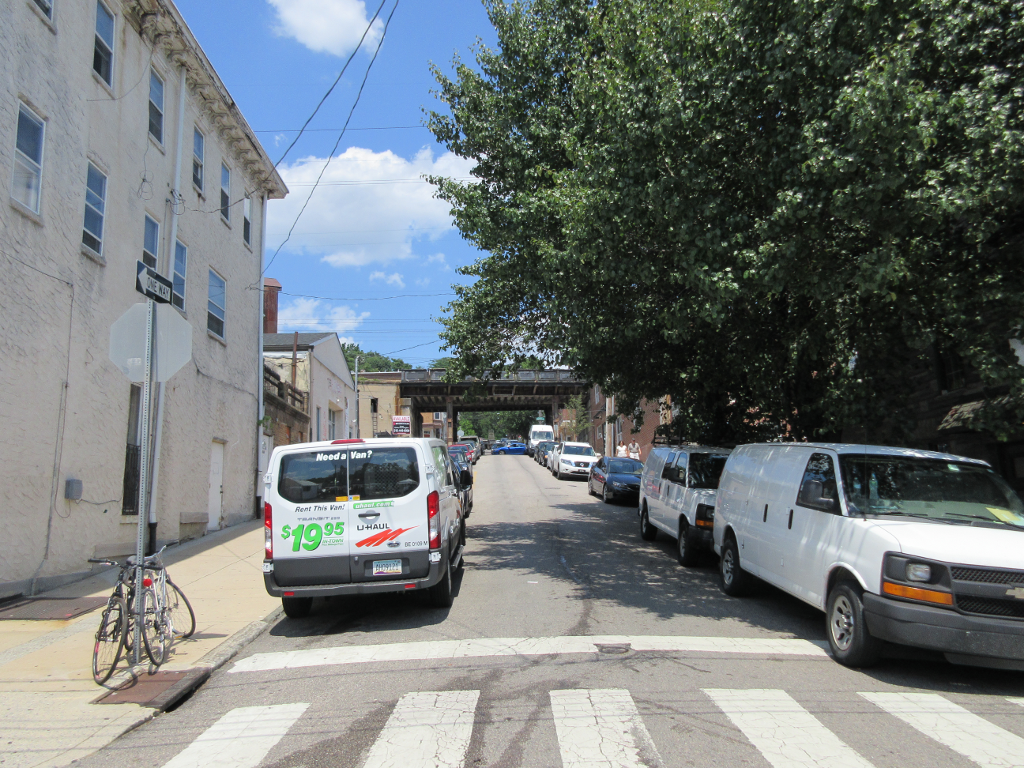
[
  {"left": 172, "top": 241, "right": 187, "bottom": 310},
  {"left": 242, "top": 195, "right": 251, "bottom": 245},
  {"left": 328, "top": 408, "right": 336, "bottom": 440},
  {"left": 148, "top": 69, "right": 164, "bottom": 143},
  {"left": 12, "top": 104, "right": 45, "bottom": 213},
  {"left": 82, "top": 164, "right": 106, "bottom": 253},
  {"left": 192, "top": 128, "right": 204, "bottom": 190},
  {"left": 207, "top": 270, "right": 225, "bottom": 337},
  {"left": 93, "top": 2, "right": 114, "bottom": 85},
  {"left": 33, "top": 0, "right": 53, "bottom": 19},
  {"left": 220, "top": 164, "right": 230, "bottom": 221},
  {"left": 143, "top": 216, "right": 159, "bottom": 268}
]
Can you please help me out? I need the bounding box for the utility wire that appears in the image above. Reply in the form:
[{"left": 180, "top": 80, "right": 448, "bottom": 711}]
[
  {"left": 256, "top": 125, "right": 423, "bottom": 133},
  {"left": 273, "top": 0, "right": 387, "bottom": 168},
  {"left": 260, "top": 0, "right": 401, "bottom": 280}
]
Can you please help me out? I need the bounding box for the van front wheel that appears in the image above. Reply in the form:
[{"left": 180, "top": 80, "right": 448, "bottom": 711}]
[
  {"left": 719, "top": 536, "right": 751, "bottom": 596},
  {"left": 826, "top": 583, "right": 881, "bottom": 667},
  {"left": 282, "top": 596, "right": 312, "bottom": 619},
  {"left": 639, "top": 508, "right": 657, "bottom": 541},
  {"left": 677, "top": 522, "right": 699, "bottom": 567}
]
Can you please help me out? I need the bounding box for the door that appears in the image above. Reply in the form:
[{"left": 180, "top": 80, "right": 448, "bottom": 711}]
[
  {"left": 592, "top": 458, "right": 607, "bottom": 493},
  {"left": 648, "top": 450, "right": 677, "bottom": 525},
  {"left": 786, "top": 452, "right": 844, "bottom": 606},
  {"left": 207, "top": 441, "right": 224, "bottom": 531},
  {"left": 658, "top": 453, "right": 689, "bottom": 533},
  {"left": 757, "top": 446, "right": 817, "bottom": 592}
]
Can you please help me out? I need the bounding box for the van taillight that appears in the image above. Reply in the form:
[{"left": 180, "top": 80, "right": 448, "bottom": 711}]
[
  {"left": 264, "top": 502, "right": 273, "bottom": 559},
  {"left": 427, "top": 491, "right": 440, "bottom": 550}
]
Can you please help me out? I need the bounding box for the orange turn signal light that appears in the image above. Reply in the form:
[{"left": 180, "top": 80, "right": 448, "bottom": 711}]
[{"left": 882, "top": 581, "right": 953, "bottom": 606}]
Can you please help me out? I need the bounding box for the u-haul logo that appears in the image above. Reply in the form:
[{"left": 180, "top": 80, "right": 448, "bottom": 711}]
[{"left": 356, "top": 527, "right": 416, "bottom": 548}]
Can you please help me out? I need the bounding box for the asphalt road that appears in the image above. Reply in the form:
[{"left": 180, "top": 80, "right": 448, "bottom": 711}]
[{"left": 81, "top": 454, "right": 1024, "bottom": 768}]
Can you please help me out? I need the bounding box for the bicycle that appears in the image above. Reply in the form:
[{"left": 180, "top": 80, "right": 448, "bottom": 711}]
[{"left": 88, "top": 543, "right": 195, "bottom": 684}]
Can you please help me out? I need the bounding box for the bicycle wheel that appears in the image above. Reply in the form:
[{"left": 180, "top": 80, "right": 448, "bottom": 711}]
[
  {"left": 166, "top": 581, "right": 196, "bottom": 638},
  {"left": 92, "top": 597, "right": 126, "bottom": 685},
  {"left": 141, "top": 588, "right": 170, "bottom": 666}
]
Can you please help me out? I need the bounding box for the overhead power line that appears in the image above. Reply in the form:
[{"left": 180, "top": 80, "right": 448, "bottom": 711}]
[
  {"left": 261, "top": 0, "right": 401, "bottom": 279},
  {"left": 272, "top": 0, "right": 388, "bottom": 168},
  {"left": 256, "top": 125, "right": 424, "bottom": 134}
]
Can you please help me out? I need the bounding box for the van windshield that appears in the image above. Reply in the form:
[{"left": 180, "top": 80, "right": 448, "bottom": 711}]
[
  {"left": 839, "top": 456, "right": 1024, "bottom": 527},
  {"left": 532, "top": 430, "right": 553, "bottom": 440},
  {"left": 688, "top": 454, "right": 730, "bottom": 489},
  {"left": 279, "top": 447, "right": 420, "bottom": 504}
]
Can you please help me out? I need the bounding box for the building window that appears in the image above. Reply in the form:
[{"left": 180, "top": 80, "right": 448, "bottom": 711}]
[
  {"left": 316, "top": 406, "right": 321, "bottom": 441},
  {"left": 220, "top": 164, "right": 230, "bottom": 221},
  {"left": 93, "top": 1, "right": 114, "bottom": 85},
  {"left": 13, "top": 104, "right": 45, "bottom": 213},
  {"left": 34, "top": 0, "right": 53, "bottom": 20},
  {"left": 143, "top": 215, "right": 159, "bottom": 268},
  {"left": 172, "top": 241, "right": 187, "bottom": 310},
  {"left": 328, "top": 408, "right": 336, "bottom": 440},
  {"left": 938, "top": 348, "right": 967, "bottom": 392},
  {"left": 207, "top": 269, "right": 225, "bottom": 337},
  {"left": 242, "top": 195, "right": 251, "bottom": 245},
  {"left": 82, "top": 164, "right": 106, "bottom": 253},
  {"left": 192, "top": 128, "right": 204, "bottom": 190},
  {"left": 148, "top": 69, "right": 164, "bottom": 143}
]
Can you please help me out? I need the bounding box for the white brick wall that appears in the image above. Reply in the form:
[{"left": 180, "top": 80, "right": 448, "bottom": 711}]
[{"left": 0, "top": 0, "right": 286, "bottom": 593}]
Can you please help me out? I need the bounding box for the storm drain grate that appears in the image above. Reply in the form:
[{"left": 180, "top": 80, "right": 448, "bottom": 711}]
[
  {"left": 95, "top": 668, "right": 210, "bottom": 710},
  {"left": 0, "top": 597, "right": 108, "bottom": 621}
]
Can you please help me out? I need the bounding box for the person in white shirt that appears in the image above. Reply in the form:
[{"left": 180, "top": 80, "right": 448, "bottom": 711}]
[
  {"left": 627, "top": 439, "right": 641, "bottom": 460},
  {"left": 615, "top": 441, "right": 628, "bottom": 457}
]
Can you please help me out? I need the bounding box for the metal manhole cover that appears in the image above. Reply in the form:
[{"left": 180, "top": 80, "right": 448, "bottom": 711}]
[{"left": 0, "top": 597, "right": 108, "bottom": 621}]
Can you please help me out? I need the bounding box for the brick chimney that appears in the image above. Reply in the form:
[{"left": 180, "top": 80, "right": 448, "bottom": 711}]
[{"left": 263, "top": 278, "right": 282, "bottom": 334}]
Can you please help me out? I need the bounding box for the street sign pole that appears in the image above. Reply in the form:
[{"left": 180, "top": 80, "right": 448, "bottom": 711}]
[{"left": 133, "top": 298, "right": 155, "bottom": 666}]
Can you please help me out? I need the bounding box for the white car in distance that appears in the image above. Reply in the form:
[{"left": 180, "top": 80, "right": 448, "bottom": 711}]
[{"left": 554, "top": 442, "right": 599, "bottom": 480}]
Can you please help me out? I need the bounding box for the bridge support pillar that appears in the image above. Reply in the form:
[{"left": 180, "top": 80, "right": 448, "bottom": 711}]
[{"left": 446, "top": 399, "right": 454, "bottom": 445}]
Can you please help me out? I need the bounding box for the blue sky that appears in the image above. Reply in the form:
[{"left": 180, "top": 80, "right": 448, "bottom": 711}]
[{"left": 174, "top": 0, "right": 497, "bottom": 366}]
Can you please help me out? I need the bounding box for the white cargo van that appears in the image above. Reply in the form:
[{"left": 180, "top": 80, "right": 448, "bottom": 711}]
[
  {"left": 262, "top": 437, "right": 469, "bottom": 618},
  {"left": 528, "top": 424, "right": 554, "bottom": 455},
  {"left": 714, "top": 443, "right": 1024, "bottom": 669},
  {"left": 638, "top": 445, "right": 732, "bottom": 566}
]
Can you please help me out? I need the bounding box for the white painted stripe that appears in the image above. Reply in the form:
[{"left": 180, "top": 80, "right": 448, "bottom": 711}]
[
  {"left": 704, "top": 689, "right": 875, "bottom": 768},
  {"left": 861, "top": 692, "right": 1024, "bottom": 768},
  {"left": 230, "top": 635, "right": 827, "bottom": 673},
  {"left": 161, "top": 703, "right": 308, "bottom": 768},
  {"left": 1010, "top": 698, "right": 1024, "bottom": 709},
  {"left": 362, "top": 690, "right": 479, "bottom": 768},
  {"left": 550, "top": 689, "right": 663, "bottom": 768}
]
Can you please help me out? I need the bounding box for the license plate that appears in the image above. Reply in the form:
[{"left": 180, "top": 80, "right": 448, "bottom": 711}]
[{"left": 372, "top": 559, "right": 402, "bottom": 576}]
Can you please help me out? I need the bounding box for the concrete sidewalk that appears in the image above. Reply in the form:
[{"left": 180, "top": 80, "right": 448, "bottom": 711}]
[{"left": 0, "top": 520, "right": 280, "bottom": 768}]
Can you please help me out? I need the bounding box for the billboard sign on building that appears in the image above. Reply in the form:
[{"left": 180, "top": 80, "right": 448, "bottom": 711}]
[{"left": 392, "top": 415, "right": 411, "bottom": 436}]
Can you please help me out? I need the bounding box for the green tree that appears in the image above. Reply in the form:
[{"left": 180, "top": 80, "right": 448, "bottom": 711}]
[
  {"left": 342, "top": 343, "right": 412, "bottom": 373},
  {"left": 428, "top": 0, "right": 1024, "bottom": 444},
  {"left": 561, "top": 395, "right": 590, "bottom": 442}
]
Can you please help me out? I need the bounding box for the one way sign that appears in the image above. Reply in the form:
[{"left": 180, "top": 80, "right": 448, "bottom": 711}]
[{"left": 136, "top": 261, "right": 172, "bottom": 303}]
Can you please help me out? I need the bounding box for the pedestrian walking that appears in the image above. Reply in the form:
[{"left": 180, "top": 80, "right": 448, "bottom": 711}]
[
  {"left": 627, "top": 439, "right": 641, "bottom": 460},
  {"left": 615, "top": 440, "right": 628, "bottom": 457}
]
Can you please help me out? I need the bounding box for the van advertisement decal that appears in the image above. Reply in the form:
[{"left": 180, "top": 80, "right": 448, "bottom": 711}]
[
  {"left": 356, "top": 527, "right": 416, "bottom": 548},
  {"left": 315, "top": 449, "right": 374, "bottom": 461},
  {"left": 280, "top": 521, "right": 345, "bottom": 551},
  {"left": 354, "top": 500, "right": 393, "bottom": 510}
]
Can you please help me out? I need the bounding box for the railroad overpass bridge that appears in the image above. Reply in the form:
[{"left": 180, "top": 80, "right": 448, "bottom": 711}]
[{"left": 359, "top": 369, "right": 590, "bottom": 440}]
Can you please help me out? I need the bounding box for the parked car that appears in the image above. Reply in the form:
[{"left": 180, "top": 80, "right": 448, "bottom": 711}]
[
  {"left": 461, "top": 435, "right": 482, "bottom": 463},
  {"left": 451, "top": 442, "right": 477, "bottom": 462},
  {"left": 493, "top": 441, "right": 527, "bottom": 455},
  {"left": 713, "top": 443, "right": 1024, "bottom": 669},
  {"left": 262, "top": 437, "right": 469, "bottom": 617},
  {"left": 639, "top": 445, "right": 732, "bottom": 566},
  {"left": 448, "top": 446, "right": 473, "bottom": 479},
  {"left": 546, "top": 442, "right": 564, "bottom": 472},
  {"left": 554, "top": 442, "right": 599, "bottom": 480},
  {"left": 535, "top": 440, "right": 555, "bottom": 466},
  {"left": 590, "top": 457, "right": 643, "bottom": 503},
  {"left": 449, "top": 451, "right": 474, "bottom": 517},
  {"left": 528, "top": 424, "right": 555, "bottom": 456}
]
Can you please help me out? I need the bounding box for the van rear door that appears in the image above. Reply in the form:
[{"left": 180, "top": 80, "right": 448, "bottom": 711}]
[
  {"left": 272, "top": 448, "right": 353, "bottom": 586},
  {"left": 348, "top": 444, "right": 431, "bottom": 582}
]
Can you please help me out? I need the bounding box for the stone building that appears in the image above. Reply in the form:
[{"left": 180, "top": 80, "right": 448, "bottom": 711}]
[{"left": 0, "top": 0, "right": 286, "bottom": 596}]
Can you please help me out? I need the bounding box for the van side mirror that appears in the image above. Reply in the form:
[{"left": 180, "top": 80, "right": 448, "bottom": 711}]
[{"left": 460, "top": 468, "right": 473, "bottom": 487}]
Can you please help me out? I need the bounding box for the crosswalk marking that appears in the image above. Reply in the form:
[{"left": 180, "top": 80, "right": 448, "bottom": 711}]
[
  {"left": 229, "top": 635, "right": 827, "bottom": 673},
  {"left": 362, "top": 690, "right": 480, "bottom": 768},
  {"left": 704, "top": 689, "right": 875, "bottom": 768},
  {"left": 161, "top": 703, "right": 308, "bottom": 768},
  {"left": 860, "top": 692, "right": 1024, "bottom": 768},
  {"left": 1011, "top": 698, "right": 1024, "bottom": 709},
  {"left": 550, "top": 689, "right": 663, "bottom": 768}
]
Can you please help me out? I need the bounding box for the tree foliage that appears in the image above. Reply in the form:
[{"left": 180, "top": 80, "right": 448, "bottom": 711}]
[
  {"left": 342, "top": 343, "right": 412, "bottom": 373},
  {"left": 459, "top": 410, "right": 541, "bottom": 439},
  {"left": 428, "top": 0, "right": 1024, "bottom": 444}
]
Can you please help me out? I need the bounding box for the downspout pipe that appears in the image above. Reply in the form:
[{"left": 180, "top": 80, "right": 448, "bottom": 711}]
[
  {"left": 256, "top": 192, "right": 268, "bottom": 517},
  {"left": 146, "top": 63, "right": 187, "bottom": 553}
]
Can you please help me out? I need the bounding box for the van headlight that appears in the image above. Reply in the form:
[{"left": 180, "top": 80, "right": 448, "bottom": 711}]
[
  {"left": 905, "top": 563, "right": 931, "bottom": 582},
  {"left": 881, "top": 554, "right": 952, "bottom": 607}
]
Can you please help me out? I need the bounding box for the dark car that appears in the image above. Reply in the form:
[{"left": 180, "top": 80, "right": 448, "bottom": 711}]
[
  {"left": 449, "top": 446, "right": 472, "bottom": 474},
  {"left": 493, "top": 441, "right": 527, "bottom": 455},
  {"left": 535, "top": 440, "right": 555, "bottom": 465},
  {"left": 589, "top": 457, "right": 643, "bottom": 503},
  {"left": 449, "top": 451, "right": 474, "bottom": 516}
]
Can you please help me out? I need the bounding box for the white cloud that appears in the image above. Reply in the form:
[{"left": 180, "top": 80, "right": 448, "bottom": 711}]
[
  {"left": 277, "top": 297, "right": 369, "bottom": 338},
  {"left": 425, "top": 253, "right": 450, "bottom": 271},
  {"left": 415, "top": 277, "right": 430, "bottom": 287},
  {"left": 267, "top": 0, "right": 382, "bottom": 58},
  {"left": 370, "top": 271, "right": 405, "bottom": 288},
  {"left": 268, "top": 147, "right": 474, "bottom": 268}
]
